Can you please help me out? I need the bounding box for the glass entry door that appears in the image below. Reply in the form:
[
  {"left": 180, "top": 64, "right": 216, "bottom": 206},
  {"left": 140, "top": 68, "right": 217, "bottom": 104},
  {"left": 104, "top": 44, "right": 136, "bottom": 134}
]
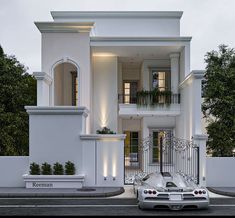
[{"left": 124, "top": 131, "right": 139, "bottom": 167}]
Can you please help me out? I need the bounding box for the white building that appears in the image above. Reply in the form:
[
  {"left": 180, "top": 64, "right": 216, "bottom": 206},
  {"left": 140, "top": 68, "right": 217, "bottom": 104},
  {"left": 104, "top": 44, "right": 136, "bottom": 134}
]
[{"left": 0, "top": 11, "right": 208, "bottom": 188}]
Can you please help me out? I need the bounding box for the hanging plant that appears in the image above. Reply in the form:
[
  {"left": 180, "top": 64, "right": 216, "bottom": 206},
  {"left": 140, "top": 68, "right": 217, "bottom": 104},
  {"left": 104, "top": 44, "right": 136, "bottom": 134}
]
[{"left": 136, "top": 89, "right": 172, "bottom": 107}]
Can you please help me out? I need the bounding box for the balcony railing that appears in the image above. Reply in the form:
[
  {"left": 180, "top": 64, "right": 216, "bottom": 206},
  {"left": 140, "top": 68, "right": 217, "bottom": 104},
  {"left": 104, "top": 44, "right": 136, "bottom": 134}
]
[{"left": 118, "top": 93, "right": 180, "bottom": 105}]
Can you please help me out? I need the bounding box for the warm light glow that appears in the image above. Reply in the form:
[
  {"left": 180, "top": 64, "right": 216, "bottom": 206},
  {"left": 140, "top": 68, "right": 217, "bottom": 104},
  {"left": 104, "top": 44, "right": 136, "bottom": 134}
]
[
  {"left": 100, "top": 106, "right": 108, "bottom": 128},
  {"left": 103, "top": 161, "right": 108, "bottom": 178},
  {"left": 112, "top": 162, "right": 116, "bottom": 178},
  {"left": 92, "top": 53, "right": 116, "bottom": 57},
  {"left": 99, "top": 90, "right": 108, "bottom": 128}
]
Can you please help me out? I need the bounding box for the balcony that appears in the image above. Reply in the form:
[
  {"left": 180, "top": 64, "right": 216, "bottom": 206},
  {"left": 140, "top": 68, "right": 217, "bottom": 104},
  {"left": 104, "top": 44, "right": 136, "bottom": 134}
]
[{"left": 118, "top": 92, "right": 181, "bottom": 117}]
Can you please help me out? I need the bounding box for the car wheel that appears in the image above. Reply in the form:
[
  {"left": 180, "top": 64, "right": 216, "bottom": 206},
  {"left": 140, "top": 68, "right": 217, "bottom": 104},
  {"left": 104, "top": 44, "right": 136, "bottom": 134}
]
[{"left": 138, "top": 204, "right": 144, "bottom": 210}]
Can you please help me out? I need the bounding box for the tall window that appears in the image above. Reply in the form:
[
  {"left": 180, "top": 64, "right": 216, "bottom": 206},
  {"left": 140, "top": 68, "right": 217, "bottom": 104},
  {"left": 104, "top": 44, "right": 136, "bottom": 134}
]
[
  {"left": 71, "top": 71, "right": 78, "bottom": 106},
  {"left": 123, "top": 81, "right": 138, "bottom": 104},
  {"left": 150, "top": 130, "right": 172, "bottom": 164},
  {"left": 124, "top": 131, "right": 139, "bottom": 167},
  {"left": 152, "top": 71, "right": 166, "bottom": 91}
]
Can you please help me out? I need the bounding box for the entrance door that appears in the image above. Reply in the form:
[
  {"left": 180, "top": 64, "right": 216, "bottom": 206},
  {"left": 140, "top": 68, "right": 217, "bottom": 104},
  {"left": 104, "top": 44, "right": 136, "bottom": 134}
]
[{"left": 124, "top": 131, "right": 139, "bottom": 168}]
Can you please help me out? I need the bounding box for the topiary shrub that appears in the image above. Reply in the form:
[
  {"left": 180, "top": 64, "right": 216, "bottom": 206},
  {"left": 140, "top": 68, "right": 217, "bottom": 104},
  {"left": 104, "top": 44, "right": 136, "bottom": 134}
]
[
  {"left": 53, "top": 162, "right": 64, "bottom": 175},
  {"left": 29, "top": 162, "right": 40, "bottom": 175},
  {"left": 41, "top": 162, "right": 52, "bottom": 175},
  {"left": 65, "top": 161, "right": 76, "bottom": 175}
]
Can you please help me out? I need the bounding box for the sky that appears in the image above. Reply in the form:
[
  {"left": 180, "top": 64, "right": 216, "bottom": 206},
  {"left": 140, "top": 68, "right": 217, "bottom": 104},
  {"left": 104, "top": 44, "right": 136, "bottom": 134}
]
[{"left": 1, "top": 0, "right": 235, "bottom": 74}]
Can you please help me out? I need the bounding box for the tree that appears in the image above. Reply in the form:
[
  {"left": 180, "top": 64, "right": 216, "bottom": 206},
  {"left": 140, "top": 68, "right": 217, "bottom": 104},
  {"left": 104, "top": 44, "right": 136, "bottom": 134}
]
[
  {"left": 202, "top": 45, "right": 235, "bottom": 156},
  {"left": 0, "top": 45, "right": 36, "bottom": 156}
]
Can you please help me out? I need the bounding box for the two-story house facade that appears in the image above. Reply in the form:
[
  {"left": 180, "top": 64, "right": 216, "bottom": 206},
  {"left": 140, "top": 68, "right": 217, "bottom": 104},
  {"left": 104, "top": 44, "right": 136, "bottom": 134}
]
[{"left": 0, "top": 11, "right": 208, "bottom": 189}]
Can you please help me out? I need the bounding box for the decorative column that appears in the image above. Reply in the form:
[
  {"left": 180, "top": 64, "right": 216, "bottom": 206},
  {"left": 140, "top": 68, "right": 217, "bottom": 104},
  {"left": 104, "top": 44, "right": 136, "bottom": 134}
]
[
  {"left": 169, "top": 53, "right": 180, "bottom": 94},
  {"left": 190, "top": 70, "right": 207, "bottom": 187},
  {"left": 191, "top": 71, "right": 205, "bottom": 135},
  {"left": 33, "top": 72, "right": 52, "bottom": 106},
  {"left": 193, "top": 134, "right": 208, "bottom": 187}
]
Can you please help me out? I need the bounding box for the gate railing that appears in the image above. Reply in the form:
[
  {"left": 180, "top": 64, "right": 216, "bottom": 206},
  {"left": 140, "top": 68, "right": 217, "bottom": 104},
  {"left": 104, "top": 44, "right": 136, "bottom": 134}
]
[{"left": 124, "top": 132, "right": 200, "bottom": 185}]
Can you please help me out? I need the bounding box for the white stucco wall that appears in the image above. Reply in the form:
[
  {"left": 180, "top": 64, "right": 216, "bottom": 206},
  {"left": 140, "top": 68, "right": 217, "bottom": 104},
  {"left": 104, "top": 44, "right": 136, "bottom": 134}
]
[
  {"left": 92, "top": 56, "right": 118, "bottom": 133},
  {"left": 0, "top": 157, "right": 29, "bottom": 187},
  {"left": 41, "top": 33, "right": 91, "bottom": 107},
  {"left": 176, "top": 78, "right": 193, "bottom": 139},
  {"left": 122, "top": 67, "right": 140, "bottom": 81},
  {"left": 41, "top": 32, "right": 91, "bottom": 132},
  {"left": 122, "top": 119, "right": 142, "bottom": 132},
  {"left": 52, "top": 13, "right": 181, "bottom": 37},
  {"left": 206, "top": 157, "right": 235, "bottom": 187},
  {"left": 81, "top": 135, "right": 125, "bottom": 187},
  {"left": 142, "top": 116, "right": 176, "bottom": 139},
  {"left": 27, "top": 107, "right": 87, "bottom": 175}
]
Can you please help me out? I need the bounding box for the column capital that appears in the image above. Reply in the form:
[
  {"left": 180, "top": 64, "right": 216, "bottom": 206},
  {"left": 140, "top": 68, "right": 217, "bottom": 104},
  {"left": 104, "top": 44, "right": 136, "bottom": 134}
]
[
  {"left": 33, "top": 72, "right": 52, "bottom": 85},
  {"left": 169, "top": 53, "right": 180, "bottom": 59}
]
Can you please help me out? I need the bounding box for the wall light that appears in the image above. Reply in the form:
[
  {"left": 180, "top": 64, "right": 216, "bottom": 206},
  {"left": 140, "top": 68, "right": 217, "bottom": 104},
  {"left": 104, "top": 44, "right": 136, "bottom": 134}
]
[
  {"left": 113, "top": 177, "right": 116, "bottom": 181},
  {"left": 104, "top": 176, "right": 107, "bottom": 181}
]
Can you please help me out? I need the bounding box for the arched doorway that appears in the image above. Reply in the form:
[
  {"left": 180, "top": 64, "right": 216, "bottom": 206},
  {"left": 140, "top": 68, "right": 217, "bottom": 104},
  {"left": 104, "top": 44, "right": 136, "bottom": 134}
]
[{"left": 54, "top": 62, "right": 78, "bottom": 106}]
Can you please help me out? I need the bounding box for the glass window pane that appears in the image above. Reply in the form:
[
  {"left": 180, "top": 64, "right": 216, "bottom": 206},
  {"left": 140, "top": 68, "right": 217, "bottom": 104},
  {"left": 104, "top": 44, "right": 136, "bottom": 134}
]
[
  {"left": 125, "top": 89, "right": 130, "bottom": 95},
  {"left": 124, "top": 96, "right": 130, "bottom": 103},
  {"left": 152, "top": 147, "right": 159, "bottom": 162},
  {"left": 132, "top": 132, "right": 138, "bottom": 138},
  {"left": 124, "top": 83, "right": 130, "bottom": 88},
  {"left": 158, "top": 72, "right": 165, "bottom": 80},
  {"left": 131, "top": 139, "right": 138, "bottom": 146},
  {"left": 159, "top": 80, "right": 165, "bottom": 88}
]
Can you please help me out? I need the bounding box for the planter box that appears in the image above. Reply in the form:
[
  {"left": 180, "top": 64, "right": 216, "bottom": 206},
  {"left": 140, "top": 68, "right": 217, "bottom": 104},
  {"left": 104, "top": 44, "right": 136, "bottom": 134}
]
[{"left": 23, "top": 174, "right": 85, "bottom": 188}]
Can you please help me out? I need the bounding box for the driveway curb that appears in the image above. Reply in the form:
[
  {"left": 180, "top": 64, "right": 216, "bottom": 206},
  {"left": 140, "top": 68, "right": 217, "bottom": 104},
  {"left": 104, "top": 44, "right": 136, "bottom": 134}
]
[
  {"left": 0, "top": 187, "right": 125, "bottom": 198},
  {"left": 207, "top": 187, "right": 235, "bottom": 197}
]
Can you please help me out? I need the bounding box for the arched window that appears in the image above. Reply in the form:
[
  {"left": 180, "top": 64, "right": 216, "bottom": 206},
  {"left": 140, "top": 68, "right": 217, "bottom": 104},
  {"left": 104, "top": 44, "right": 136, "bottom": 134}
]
[{"left": 54, "top": 62, "right": 78, "bottom": 106}]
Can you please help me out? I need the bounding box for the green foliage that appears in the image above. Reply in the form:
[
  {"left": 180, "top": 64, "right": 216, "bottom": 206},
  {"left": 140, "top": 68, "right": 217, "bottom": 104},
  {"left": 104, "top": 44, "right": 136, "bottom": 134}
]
[
  {"left": 136, "top": 89, "right": 172, "bottom": 106},
  {"left": 53, "top": 162, "right": 64, "bottom": 175},
  {"left": 65, "top": 161, "right": 76, "bottom": 175},
  {"left": 202, "top": 44, "right": 235, "bottom": 156},
  {"left": 96, "top": 126, "right": 116, "bottom": 134},
  {"left": 0, "top": 45, "right": 36, "bottom": 156},
  {"left": 41, "top": 162, "right": 52, "bottom": 175},
  {"left": 29, "top": 162, "right": 40, "bottom": 175}
]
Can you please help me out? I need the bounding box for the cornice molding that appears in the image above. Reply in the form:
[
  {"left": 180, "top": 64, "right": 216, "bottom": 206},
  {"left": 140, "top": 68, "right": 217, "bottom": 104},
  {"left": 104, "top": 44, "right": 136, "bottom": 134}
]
[
  {"left": 80, "top": 134, "right": 126, "bottom": 140},
  {"left": 34, "top": 22, "right": 94, "bottom": 33},
  {"left": 33, "top": 72, "right": 52, "bottom": 85},
  {"left": 179, "top": 70, "right": 205, "bottom": 89},
  {"left": 90, "top": 36, "right": 192, "bottom": 43},
  {"left": 25, "top": 106, "right": 89, "bottom": 117}
]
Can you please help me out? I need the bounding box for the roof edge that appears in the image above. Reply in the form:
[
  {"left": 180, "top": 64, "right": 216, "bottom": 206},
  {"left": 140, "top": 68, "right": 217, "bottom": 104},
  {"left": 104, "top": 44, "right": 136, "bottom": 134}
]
[{"left": 51, "top": 11, "right": 183, "bottom": 20}]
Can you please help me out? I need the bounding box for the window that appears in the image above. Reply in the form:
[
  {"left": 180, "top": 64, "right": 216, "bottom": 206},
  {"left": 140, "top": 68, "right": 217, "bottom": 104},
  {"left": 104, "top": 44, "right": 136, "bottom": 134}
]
[
  {"left": 124, "top": 131, "right": 139, "bottom": 167},
  {"left": 152, "top": 71, "right": 166, "bottom": 91},
  {"left": 152, "top": 131, "right": 161, "bottom": 163},
  {"left": 71, "top": 71, "right": 78, "bottom": 106},
  {"left": 150, "top": 130, "right": 172, "bottom": 164},
  {"left": 123, "top": 81, "right": 138, "bottom": 104}
]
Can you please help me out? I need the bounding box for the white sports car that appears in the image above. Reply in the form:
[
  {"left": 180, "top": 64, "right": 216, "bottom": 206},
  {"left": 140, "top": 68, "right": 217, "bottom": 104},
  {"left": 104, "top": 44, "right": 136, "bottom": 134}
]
[{"left": 133, "top": 172, "right": 209, "bottom": 210}]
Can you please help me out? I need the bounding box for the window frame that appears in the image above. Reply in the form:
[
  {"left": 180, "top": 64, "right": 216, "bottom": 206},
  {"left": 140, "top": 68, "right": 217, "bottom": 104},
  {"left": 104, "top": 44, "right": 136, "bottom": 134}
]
[{"left": 149, "top": 68, "right": 171, "bottom": 91}]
